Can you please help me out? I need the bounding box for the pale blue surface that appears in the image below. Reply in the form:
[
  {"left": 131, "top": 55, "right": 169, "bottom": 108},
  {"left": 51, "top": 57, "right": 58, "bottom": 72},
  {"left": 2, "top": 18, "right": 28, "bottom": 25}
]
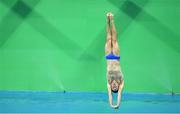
[{"left": 0, "top": 91, "right": 180, "bottom": 113}]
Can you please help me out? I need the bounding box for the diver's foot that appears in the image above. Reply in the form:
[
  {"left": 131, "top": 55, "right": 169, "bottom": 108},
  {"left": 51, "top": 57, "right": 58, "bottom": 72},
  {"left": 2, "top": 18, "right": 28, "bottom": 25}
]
[
  {"left": 107, "top": 12, "right": 113, "bottom": 20},
  {"left": 107, "top": 12, "right": 114, "bottom": 24},
  {"left": 106, "top": 12, "right": 111, "bottom": 23}
]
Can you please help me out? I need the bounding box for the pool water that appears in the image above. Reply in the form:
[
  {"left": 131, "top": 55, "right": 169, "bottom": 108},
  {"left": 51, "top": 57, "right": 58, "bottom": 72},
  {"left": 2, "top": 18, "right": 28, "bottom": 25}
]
[{"left": 0, "top": 91, "right": 180, "bottom": 113}]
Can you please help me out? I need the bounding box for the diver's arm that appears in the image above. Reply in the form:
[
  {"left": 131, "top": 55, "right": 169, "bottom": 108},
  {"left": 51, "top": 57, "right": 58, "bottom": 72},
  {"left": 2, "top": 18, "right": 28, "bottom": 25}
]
[
  {"left": 107, "top": 83, "right": 113, "bottom": 107},
  {"left": 107, "top": 83, "right": 113, "bottom": 105},
  {"left": 116, "top": 80, "right": 124, "bottom": 108},
  {"left": 107, "top": 83, "right": 117, "bottom": 108}
]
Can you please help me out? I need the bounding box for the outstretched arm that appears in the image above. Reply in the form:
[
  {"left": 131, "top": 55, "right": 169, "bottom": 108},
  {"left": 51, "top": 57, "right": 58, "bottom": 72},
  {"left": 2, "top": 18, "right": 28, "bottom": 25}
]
[
  {"left": 107, "top": 83, "right": 113, "bottom": 106},
  {"left": 116, "top": 80, "right": 124, "bottom": 108},
  {"left": 107, "top": 83, "right": 118, "bottom": 108}
]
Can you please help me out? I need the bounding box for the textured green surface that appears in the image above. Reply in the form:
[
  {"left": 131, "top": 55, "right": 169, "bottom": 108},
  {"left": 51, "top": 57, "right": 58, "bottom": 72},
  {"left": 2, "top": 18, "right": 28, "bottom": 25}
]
[{"left": 0, "top": 0, "right": 180, "bottom": 93}]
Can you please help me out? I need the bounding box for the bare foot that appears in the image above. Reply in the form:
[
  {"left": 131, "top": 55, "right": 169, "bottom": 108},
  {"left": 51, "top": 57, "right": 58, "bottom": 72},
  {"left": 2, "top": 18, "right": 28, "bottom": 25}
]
[
  {"left": 106, "top": 12, "right": 111, "bottom": 23},
  {"left": 107, "top": 12, "right": 113, "bottom": 20}
]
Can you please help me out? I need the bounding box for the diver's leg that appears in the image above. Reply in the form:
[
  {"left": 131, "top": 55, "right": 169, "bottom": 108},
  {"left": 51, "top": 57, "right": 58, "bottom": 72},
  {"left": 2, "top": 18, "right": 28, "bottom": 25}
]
[
  {"left": 110, "top": 14, "right": 120, "bottom": 56},
  {"left": 105, "top": 13, "right": 112, "bottom": 56}
]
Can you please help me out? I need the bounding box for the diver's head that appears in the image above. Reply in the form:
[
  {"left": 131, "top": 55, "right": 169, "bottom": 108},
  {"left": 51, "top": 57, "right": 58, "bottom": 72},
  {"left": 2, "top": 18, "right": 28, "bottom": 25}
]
[{"left": 111, "top": 80, "right": 119, "bottom": 93}]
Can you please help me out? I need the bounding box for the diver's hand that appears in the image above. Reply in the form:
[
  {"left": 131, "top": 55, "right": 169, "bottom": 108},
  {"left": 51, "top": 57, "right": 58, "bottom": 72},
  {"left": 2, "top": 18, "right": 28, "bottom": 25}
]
[{"left": 111, "top": 104, "right": 119, "bottom": 109}]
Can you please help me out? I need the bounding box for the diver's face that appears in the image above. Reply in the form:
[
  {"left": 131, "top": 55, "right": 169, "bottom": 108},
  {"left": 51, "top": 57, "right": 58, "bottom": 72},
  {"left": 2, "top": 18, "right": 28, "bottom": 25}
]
[{"left": 111, "top": 80, "right": 119, "bottom": 91}]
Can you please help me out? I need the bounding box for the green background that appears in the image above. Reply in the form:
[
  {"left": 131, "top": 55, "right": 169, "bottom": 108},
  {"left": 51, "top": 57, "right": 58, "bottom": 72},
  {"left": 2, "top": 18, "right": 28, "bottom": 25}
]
[{"left": 0, "top": 0, "right": 179, "bottom": 93}]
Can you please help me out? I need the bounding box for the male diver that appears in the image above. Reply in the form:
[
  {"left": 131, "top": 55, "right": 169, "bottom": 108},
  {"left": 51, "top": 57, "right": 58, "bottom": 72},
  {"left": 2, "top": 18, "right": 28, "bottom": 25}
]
[{"left": 105, "top": 12, "right": 124, "bottom": 109}]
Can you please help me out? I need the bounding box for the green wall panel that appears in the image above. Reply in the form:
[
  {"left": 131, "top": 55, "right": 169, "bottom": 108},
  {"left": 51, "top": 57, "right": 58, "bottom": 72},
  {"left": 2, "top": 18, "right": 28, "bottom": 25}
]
[{"left": 0, "top": 0, "right": 179, "bottom": 93}]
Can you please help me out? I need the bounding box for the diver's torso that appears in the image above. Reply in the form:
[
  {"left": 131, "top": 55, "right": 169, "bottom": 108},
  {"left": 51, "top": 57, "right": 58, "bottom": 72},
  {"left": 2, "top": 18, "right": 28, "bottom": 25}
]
[{"left": 107, "top": 60, "right": 123, "bottom": 84}]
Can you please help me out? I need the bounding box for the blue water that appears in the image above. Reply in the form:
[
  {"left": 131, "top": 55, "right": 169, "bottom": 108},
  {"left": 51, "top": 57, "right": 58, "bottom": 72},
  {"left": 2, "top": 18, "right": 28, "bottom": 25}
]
[{"left": 0, "top": 91, "right": 180, "bottom": 113}]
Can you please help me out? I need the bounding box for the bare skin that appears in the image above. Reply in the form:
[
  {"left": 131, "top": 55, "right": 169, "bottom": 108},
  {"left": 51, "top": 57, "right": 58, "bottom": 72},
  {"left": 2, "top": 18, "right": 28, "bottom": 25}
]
[{"left": 105, "top": 12, "right": 124, "bottom": 109}]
